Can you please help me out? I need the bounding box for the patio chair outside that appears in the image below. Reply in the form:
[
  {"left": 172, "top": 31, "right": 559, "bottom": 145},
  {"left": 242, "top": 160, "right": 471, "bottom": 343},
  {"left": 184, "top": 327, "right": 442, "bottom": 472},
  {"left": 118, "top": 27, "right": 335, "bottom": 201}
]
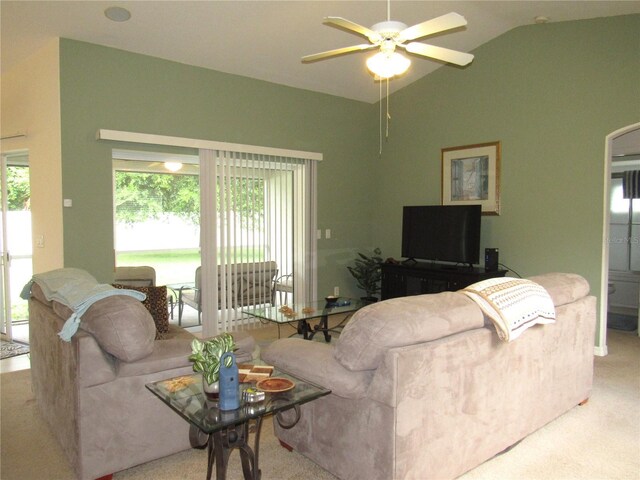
[
  {"left": 178, "top": 262, "right": 279, "bottom": 326},
  {"left": 275, "top": 273, "right": 293, "bottom": 305},
  {"left": 178, "top": 266, "right": 202, "bottom": 325},
  {"left": 114, "top": 266, "right": 156, "bottom": 287}
]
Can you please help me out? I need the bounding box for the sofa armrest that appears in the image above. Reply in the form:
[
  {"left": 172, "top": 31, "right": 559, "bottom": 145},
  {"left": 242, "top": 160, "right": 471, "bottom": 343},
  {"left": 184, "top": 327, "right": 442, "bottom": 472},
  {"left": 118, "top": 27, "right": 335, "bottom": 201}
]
[
  {"left": 77, "top": 331, "right": 118, "bottom": 387},
  {"left": 261, "top": 338, "right": 374, "bottom": 399},
  {"left": 116, "top": 338, "right": 193, "bottom": 378}
]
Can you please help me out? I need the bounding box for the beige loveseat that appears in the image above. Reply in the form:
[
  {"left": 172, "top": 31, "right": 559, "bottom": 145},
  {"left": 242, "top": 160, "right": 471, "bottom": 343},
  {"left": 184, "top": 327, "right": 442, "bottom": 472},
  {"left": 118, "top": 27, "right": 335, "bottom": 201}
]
[
  {"left": 262, "top": 272, "right": 596, "bottom": 480},
  {"left": 28, "top": 276, "right": 255, "bottom": 480}
]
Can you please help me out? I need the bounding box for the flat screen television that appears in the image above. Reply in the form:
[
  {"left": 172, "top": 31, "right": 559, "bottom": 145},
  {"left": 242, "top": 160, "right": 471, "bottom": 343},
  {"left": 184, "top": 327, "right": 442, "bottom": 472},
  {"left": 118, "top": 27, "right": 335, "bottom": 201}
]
[{"left": 401, "top": 205, "right": 482, "bottom": 266}]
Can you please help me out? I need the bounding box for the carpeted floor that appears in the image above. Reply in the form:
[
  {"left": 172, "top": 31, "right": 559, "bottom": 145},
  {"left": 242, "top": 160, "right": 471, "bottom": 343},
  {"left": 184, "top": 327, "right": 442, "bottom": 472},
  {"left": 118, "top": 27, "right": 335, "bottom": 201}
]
[
  {"left": 1, "top": 329, "right": 638, "bottom": 480},
  {"left": 0, "top": 339, "right": 30, "bottom": 360},
  {"left": 0, "top": 368, "right": 337, "bottom": 480}
]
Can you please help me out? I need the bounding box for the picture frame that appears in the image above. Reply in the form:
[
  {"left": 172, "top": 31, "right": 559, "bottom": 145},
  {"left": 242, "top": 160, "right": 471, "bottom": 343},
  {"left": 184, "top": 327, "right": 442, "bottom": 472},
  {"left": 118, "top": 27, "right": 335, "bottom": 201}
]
[{"left": 441, "top": 141, "right": 501, "bottom": 215}]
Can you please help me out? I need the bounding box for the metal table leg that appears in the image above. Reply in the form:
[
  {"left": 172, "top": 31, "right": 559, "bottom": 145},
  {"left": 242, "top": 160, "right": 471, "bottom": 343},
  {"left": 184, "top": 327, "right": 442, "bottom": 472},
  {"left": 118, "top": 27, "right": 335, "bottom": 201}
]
[
  {"left": 201, "top": 418, "right": 263, "bottom": 480},
  {"left": 307, "top": 314, "right": 331, "bottom": 342}
]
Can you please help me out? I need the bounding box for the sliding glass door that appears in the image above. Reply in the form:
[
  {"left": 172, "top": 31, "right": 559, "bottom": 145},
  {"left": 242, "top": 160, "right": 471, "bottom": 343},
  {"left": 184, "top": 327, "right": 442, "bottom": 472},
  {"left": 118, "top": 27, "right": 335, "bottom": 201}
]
[
  {"left": 112, "top": 147, "right": 317, "bottom": 333},
  {"left": 100, "top": 129, "right": 320, "bottom": 336},
  {"left": 0, "top": 152, "right": 32, "bottom": 342},
  {"left": 199, "top": 149, "right": 317, "bottom": 336}
]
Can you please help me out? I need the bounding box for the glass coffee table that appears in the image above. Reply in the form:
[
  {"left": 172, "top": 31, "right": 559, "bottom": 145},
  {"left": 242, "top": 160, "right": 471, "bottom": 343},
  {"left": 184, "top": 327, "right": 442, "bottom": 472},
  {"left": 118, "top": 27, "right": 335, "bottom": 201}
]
[
  {"left": 243, "top": 298, "right": 366, "bottom": 342},
  {"left": 146, "top": 370, "right": 330, "bottom": 480}
]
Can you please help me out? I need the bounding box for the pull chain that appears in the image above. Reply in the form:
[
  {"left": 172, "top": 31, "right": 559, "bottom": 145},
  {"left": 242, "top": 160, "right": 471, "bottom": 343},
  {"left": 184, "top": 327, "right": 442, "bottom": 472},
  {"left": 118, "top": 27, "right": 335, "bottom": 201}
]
[
  {"left": 386, "top": 78, "right": 390, "bottom": 140},
  {"left": 378, "top": 77, "right": 392, "bottom": 156},
  {"left": 379, "top": 80, "right": 383, "bottom": 155}
]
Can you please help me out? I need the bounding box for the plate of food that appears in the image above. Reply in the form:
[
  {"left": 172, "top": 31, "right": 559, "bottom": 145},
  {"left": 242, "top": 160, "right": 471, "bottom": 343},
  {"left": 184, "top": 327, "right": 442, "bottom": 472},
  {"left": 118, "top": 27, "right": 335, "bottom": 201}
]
[{"left": 256, "top": 377, "right": 295, "bottom": 393}]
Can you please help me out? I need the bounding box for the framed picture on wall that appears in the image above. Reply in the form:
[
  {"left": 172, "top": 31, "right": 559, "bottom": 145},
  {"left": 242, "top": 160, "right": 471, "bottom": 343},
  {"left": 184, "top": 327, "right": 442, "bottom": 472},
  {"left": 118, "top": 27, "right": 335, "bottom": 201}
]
[{"left": 441, "top": 141, "right": 501, "bottom": 215}]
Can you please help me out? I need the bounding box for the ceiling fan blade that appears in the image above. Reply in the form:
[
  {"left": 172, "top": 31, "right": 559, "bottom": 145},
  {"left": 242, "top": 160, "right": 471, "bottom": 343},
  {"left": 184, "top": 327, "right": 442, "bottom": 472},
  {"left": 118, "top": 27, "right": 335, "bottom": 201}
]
[
  {"left": 404, "top": 42, "right": 474, "bottom": 66},
  {"left": 323, "top": 17, "right": 382, "bottom": 43},
  {"left": 302, "top": 44, "right": 377, "bottom": 63},
  {"left": 400, "top": 12, "right": 468, "bottom": 42}
]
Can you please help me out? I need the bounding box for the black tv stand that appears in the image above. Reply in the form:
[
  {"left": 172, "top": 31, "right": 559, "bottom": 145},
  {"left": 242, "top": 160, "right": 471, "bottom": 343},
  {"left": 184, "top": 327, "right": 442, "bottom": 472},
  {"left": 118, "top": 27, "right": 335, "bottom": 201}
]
[
  {"left": 440, "top": 265, "right": 462, "bottom": 271},
  {"left": 381, "top": 261, "right": 507, "bottom": 300}
]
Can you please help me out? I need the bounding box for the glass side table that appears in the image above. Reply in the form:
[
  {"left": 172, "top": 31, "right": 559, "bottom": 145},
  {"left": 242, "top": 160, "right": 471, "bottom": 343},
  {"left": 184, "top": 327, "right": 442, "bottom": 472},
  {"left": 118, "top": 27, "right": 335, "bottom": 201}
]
[
  {"left": 243, "top": 298, "right": 365, "bottom": 342},
  {"left": 146, "top": 371, "right": 330, "bottom": 480}
]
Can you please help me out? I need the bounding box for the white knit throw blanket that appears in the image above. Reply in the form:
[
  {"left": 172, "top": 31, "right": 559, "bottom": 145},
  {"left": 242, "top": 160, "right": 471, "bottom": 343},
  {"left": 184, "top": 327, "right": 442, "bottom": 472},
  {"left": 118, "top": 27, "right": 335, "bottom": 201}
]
[{"left": 462, "top": 277, "right": 556, "bottom": 342}]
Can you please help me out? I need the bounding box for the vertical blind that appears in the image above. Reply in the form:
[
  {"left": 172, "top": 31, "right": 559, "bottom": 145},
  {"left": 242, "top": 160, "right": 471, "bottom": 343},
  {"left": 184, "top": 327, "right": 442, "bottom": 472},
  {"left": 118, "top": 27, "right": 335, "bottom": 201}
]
[
  {"left": 623, "top": 170, "right": 640, "bottom": 199},
  {"left": 199, "top": 148, "right": 317, "bottom": 337}
]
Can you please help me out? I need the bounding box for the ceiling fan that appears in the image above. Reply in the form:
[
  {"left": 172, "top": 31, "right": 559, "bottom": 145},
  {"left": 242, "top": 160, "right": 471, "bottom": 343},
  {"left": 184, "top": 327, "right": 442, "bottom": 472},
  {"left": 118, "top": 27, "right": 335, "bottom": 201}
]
[{"left": 302, "top": 9, "right": 474, "bottom": 78}]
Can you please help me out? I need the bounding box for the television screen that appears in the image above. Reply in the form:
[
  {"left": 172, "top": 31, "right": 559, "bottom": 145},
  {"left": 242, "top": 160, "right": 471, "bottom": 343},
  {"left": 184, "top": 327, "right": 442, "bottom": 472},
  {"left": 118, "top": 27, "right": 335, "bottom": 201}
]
[{"left": 401, "top": 205, "right": 482, "bottom": 265}]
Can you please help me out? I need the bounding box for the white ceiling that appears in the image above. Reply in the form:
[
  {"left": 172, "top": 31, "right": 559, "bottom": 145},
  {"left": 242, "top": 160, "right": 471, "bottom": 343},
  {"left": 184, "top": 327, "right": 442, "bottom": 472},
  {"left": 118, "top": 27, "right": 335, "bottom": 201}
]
[{"left": 2, "top": 1, "right": 639, "bottom": 103}]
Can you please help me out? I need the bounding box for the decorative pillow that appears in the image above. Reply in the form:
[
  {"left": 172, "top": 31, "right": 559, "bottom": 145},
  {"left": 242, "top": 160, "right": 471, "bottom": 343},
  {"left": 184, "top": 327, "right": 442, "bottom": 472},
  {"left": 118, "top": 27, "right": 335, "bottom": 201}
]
[
  {"left": 462, "top": 277, "right": 556, "bottom": 342},
  {"left": 112, "top": 284, "right": 170, "bottom": 339},
  {"left": 79, "top": 296, "right": 155, "bottom": 362}
]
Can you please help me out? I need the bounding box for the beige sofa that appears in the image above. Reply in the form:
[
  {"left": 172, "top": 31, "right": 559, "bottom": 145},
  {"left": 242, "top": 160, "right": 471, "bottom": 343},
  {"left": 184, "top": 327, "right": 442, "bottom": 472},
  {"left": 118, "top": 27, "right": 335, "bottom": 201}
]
[
  {"left": 28, "top": 280, "right": 255, "bottom": 480},
  {"left": 262, "top": 272, "right": 596, "bottom": 480}
]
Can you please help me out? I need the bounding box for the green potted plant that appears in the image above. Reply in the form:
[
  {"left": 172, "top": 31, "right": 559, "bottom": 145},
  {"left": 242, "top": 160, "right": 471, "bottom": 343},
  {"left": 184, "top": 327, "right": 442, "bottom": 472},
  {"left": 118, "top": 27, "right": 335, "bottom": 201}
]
[
  {"left": 189, "top": 332, "right": 236, "bottom": 398},
  {"left": 347, "top": 247, "right": 383, "bottom": 303}
]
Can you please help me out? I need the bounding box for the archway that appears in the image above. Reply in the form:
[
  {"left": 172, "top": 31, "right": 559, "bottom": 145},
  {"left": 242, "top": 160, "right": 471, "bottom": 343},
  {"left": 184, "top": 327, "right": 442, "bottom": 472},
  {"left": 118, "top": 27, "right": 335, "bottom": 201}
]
[{"left": 599, "top": 122, "right": 640, "bottom": 356}]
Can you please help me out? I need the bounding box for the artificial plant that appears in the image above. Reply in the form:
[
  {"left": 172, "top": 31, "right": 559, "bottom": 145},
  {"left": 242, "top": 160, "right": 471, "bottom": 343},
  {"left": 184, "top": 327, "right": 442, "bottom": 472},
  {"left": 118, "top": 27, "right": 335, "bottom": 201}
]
[
  {"left": 347, "top": 247, "right": 384, "bottom": 299},
  {"left": 189, "top": 333, "right": 236, "bottom": 385}
]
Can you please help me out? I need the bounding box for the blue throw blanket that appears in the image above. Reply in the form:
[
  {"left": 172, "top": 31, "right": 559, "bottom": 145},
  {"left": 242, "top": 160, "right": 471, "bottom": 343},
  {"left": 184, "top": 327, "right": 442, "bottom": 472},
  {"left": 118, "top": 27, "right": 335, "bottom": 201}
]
[{"left": 21, "top": 268, "right": 146, "bottom": 342}]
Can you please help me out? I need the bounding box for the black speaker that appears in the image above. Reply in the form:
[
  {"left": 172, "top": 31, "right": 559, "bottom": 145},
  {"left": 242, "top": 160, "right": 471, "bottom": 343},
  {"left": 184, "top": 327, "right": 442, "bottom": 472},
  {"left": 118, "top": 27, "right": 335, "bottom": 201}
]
[{"left": 485, "top": 248, "right": 499, "bottom": 271}]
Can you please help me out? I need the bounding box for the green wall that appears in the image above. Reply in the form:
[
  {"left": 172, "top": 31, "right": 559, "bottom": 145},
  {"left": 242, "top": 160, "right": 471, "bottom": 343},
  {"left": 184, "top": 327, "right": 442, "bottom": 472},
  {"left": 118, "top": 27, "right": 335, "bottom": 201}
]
[
  {"left": 59, "top": 14, "right": 639, "bottom": 305},
  {"left": 59, "top": 39, "right": 378, "bottom": 293},
  {"left": 375, "top": 15, "right": 640, "bottom": 306}
]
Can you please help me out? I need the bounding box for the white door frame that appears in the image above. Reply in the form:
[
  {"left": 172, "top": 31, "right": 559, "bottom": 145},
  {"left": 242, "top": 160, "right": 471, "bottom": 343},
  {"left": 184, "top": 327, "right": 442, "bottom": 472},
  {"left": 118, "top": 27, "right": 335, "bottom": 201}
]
[
  {"left": 1, "top": 154, "right": 13, "bottom": 339},
  {"left": 599, "top": 122, "right": 640, "bottom": 355}
]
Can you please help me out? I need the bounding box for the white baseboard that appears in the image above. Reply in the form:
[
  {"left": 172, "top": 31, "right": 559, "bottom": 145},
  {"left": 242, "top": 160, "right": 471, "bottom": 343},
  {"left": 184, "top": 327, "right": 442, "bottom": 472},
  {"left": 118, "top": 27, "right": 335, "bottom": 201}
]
[{"left": 594, "top": 345, "right": 608, "bottom": 357}]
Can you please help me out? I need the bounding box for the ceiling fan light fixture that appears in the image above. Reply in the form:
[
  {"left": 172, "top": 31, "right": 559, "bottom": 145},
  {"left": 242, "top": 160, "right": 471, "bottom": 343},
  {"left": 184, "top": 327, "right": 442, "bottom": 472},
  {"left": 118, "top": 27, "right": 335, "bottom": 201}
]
[
  {"left": 164, "top": 161, "right": 183, "bottom": 172},
  {"left": 367, "top": 51, "right": 411, "bottom": 78}
]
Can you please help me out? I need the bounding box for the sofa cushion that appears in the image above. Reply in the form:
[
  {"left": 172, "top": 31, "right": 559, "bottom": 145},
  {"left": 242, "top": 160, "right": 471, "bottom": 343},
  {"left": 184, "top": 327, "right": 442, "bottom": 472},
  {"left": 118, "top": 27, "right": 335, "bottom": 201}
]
[
  {"left": 112, "top": 284, "right": 170, "bottom": 338},
  {"left": 77, "top": 296, "right": 156, "bottom": 362},
  {"left": 262, "top": 338, "right": 374, "bottom": 398},
  {"left": 117, "top": 337, "right": 194, "bottom": 378},
  {"left": 527, "top": 272, "right": 590, "bottom": 307},
  {"left": 334, "top": 292, "right": 485, "bottom": 371}
]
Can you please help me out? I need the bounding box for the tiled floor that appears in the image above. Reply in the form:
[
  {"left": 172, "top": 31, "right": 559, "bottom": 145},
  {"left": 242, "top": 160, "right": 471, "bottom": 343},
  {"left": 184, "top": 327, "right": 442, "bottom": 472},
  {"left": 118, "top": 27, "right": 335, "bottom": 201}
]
[{"left": 0, "top": 349, "right": 31, "bottom": 373}]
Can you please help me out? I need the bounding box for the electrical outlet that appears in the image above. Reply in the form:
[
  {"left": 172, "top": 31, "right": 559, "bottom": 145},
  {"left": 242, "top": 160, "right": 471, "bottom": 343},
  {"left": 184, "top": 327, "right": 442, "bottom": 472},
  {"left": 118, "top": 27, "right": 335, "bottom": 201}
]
[{"left": 334, "top": 286, "right": 339, "bottom": 297}]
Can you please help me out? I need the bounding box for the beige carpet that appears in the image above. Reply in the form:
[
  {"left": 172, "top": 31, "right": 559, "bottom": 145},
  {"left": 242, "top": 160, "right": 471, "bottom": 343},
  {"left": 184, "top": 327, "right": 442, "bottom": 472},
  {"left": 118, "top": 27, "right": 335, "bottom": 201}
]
[{"left": 1, "top": 328, "right": 638, "bottom": 480}]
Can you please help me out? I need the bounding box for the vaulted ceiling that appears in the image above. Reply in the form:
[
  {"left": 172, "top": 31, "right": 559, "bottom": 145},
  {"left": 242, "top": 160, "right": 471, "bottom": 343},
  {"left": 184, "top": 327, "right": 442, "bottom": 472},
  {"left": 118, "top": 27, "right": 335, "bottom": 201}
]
[{"left": 2, "top": 1, "right": 638, "bottom": 103}]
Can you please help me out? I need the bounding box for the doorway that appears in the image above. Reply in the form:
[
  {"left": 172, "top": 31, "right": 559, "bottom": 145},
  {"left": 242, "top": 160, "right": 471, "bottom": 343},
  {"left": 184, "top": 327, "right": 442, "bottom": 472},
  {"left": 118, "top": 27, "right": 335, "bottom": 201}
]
[
  {"left": 1, "top": 152, "right": 32, "bottom": 343},
  {"left": 601, "top": 123, "right": 640, "bottom": 355}
]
